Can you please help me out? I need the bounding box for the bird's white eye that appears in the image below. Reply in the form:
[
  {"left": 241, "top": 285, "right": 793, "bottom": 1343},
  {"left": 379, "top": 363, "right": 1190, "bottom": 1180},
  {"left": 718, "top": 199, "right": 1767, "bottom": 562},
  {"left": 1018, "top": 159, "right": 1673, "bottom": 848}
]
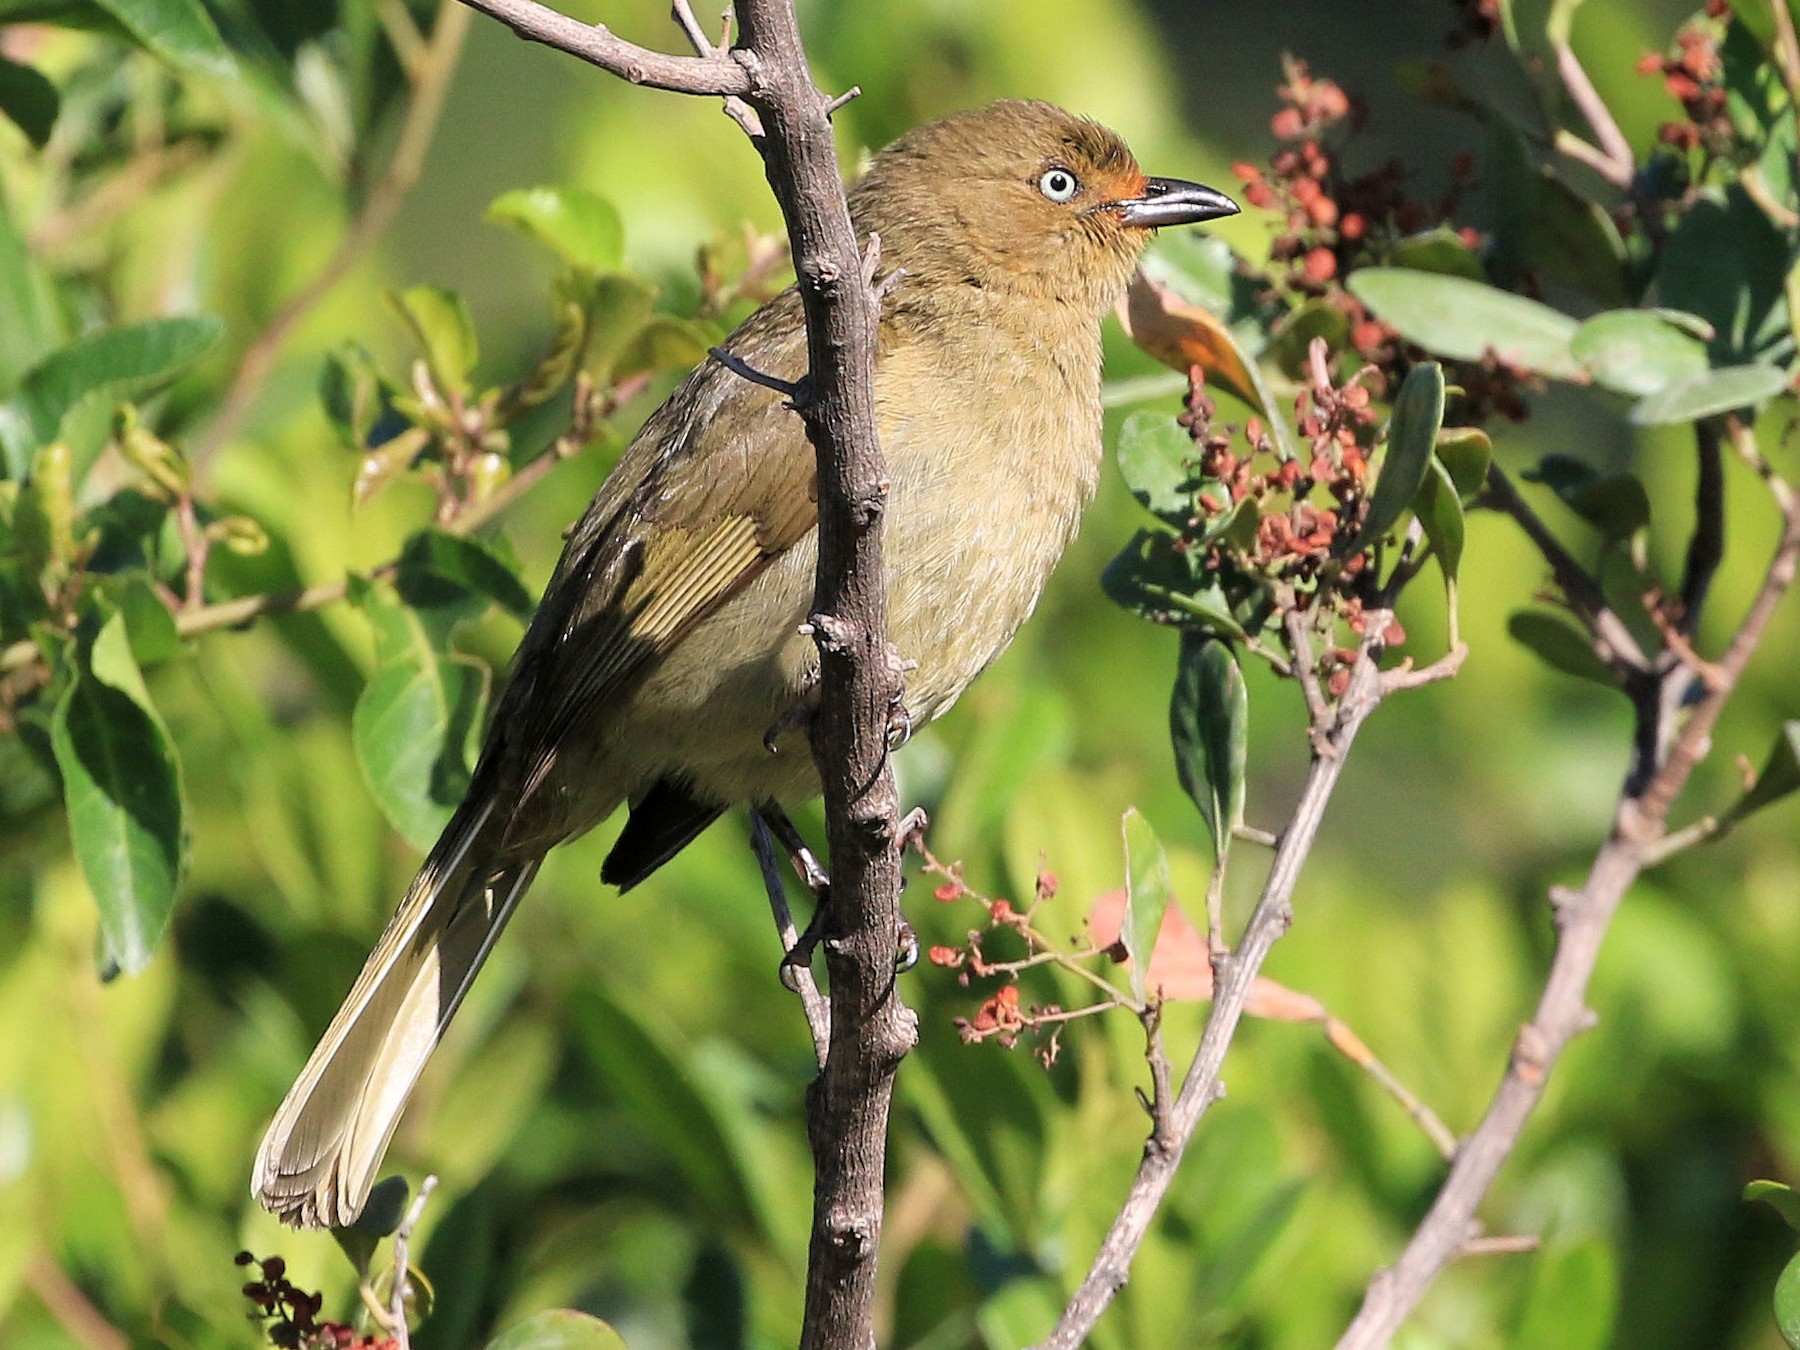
[{"left": 1038, "top": 167, "right": 1079, "bottom": 202}]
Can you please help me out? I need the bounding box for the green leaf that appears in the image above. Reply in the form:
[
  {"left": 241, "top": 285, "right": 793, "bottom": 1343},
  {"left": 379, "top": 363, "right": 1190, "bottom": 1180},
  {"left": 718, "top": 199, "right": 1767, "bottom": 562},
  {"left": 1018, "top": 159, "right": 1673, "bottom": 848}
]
[
  {"left": 88, "top": 0, "right": 231, "bottom": 72},
  {"left": 104, "top": 574, "right": 182, "bottom": 667},
  {"left": 584, "top": 274, "right": 658, "bottom": 383},
  {"left": 1629, "top": 363, "right": 1792, "bottom": 426},
  {"left": 1358, "top": 361, "right": 1445, "bottom": 547},
  {"left": 1507, "top": 610, "right": 1617, "bottom": 687},
  {"left": 1748, "top": 1179, "right": 1800, "bottom": 1232},
  {"left": 486, "top": 187, "right": 625, "bottom": 275},
  {"left": 320, "top": 343, "right": 400, "bottom": 450},
  {"left": 0, "top": 54, "right": 57, "bottom": 147},
  {"left": 1657, "top": 186, "right": 1794, "bottom": 362},
  {"left": 0, "top": 316, "right": 222, "bottom": 479},
  {"left": 386, "top": 286, "right": 478, "bottom": 397},
  {"left": 1120, "top": 808, "right": 1172, "bottom": 1003},
  {"left": 1780, "top": 1250, "right": 1800, "bottom": 1349},
  {"left": 1571, "top": 311, "right": 1711, "bottom": 398},
  {"left": 1490, "top": 123, "right": 1628, "bottom": 306},
  {"left": 1435, "top": 427, "right": 1492, "bottom": 496},
  {"left": 350, "top": 582, "right": 490, "bottom": 851},
  {"left": 0, "top": 194, "right": 60, "bottom": 395},
  {"left": 485, "top": 1310, "right": 629, "bottom": 1350},
  {"left": 50, "top": 614, "right": 185, "bottom": 977},
  {"left": 1265, "top": 297, "right": 1352, "bottom": 377},
  {"left": 1413, "top": 458, "right": 1465, "bottom": 582},
  {"left": 1347, "top": 269, "right": 1583, "bottom": 379},
  {"left": 1169, "top": 632, "right": 1246, "bottom": 860},
  {"left": 1387, "top": 224, "right": 1486, "bottom": 281},
  {"left": 1522, "top": 456, "right": 1652, "bottom": 539},
  {"left": 1115, "top": 411, "right": 1195, "bottom": 524},
  {"left": 612, "top": 315, "right": 713, "bottom": 381},
  {"left": 396, "top": 528, "right": 533, "bottom": 620},
  {"left": 1723, "top": 722, "right": 1800, "bottom": 827},
  {"left": 1101, "top": 529, "right": 1248, "bottom": 639}
]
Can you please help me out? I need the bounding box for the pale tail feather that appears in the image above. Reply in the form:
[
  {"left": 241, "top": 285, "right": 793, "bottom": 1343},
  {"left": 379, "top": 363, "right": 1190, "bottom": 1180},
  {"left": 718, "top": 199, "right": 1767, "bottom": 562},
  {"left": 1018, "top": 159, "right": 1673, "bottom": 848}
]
[{"left": 253, "top": 802, "right": 541, "bottom": 1228}]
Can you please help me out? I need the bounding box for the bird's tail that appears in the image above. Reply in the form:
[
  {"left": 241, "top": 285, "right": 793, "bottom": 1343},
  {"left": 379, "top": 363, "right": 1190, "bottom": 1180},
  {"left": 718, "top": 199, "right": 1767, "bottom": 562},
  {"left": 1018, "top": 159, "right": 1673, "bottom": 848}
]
[{"left": 252, "top": 799, "right": 539, "bottom": 1229}]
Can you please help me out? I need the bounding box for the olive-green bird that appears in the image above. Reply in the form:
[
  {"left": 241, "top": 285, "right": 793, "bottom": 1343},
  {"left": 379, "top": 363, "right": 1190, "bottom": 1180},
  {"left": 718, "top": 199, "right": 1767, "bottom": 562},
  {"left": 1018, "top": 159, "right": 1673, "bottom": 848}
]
[{"left": 253, "top": 99, "right": 1237, "bottom": 1228}]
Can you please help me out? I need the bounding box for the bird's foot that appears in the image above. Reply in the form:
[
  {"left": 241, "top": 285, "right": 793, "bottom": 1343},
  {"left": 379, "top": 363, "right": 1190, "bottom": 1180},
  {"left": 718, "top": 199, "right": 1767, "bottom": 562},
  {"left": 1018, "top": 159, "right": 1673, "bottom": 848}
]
[{"left": 763, "top": 679, "right": 822, "bottom": 753}]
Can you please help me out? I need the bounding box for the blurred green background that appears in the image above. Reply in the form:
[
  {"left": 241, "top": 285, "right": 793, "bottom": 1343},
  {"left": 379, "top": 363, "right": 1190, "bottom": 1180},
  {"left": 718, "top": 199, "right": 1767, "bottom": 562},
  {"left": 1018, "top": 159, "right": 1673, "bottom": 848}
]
[{"left": 5, "top": 0, "right": 1800, "bottom": 1346}]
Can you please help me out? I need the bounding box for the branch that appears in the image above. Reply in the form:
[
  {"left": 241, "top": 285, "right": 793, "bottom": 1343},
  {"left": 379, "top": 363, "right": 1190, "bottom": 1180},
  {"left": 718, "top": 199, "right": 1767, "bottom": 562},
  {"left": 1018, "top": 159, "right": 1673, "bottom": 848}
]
[
  {"left": 1034, "top": 623, "right": 1396, "bottom": 1350},
  {"left": 454, "top": 0, "right": 751, "bottom": 93},
  {"left": 1554, "top": 43, "right": 1635, "bottom": 187},
  {"left": 719, "top": 6, "right": 916, "bottom": 1347},
  {"left": 1335, "top": 433, "right": 1800, "bottom": 1349}
]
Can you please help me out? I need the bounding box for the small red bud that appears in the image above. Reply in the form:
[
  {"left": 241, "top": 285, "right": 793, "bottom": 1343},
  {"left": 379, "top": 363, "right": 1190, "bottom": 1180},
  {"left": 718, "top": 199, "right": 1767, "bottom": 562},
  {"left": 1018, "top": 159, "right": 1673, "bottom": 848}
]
[{"left": 1302, "top": 247, "right": 1338, "bottom": 283}]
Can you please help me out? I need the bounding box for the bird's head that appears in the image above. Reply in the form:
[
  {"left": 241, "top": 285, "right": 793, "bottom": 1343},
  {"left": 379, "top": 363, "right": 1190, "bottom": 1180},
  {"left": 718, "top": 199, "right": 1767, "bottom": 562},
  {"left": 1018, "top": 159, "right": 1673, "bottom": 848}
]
[{"left": 849, "top": 100, "right": 1238, "bottom": 316}]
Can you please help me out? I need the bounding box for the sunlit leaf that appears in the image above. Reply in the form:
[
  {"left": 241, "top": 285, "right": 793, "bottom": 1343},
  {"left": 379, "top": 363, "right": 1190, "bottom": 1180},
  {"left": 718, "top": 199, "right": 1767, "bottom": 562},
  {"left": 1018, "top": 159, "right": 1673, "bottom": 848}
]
[
  {"left": 1121, "top": 808, "right": 1172, "bottom": 1003},
  {"left": 1101, "top": 528, "right": 1248, "bottom": 639},
  {"left": 1435, "top": 426, "right": 1492, "bottom": 496},
  {"left": 1571, "top": 311, "right": 1710, "bottom": 397},
  {"left": 1348, "top": 268, "right": 1584, "bottom": 379},
  {"left": 0, "top": 316, "right": 222, "bottom": 479},
  {"left": 1115, "top": 410, "right": 1195, "bottom": 525},
  {"left": 1414, "top": 458, "right": 1465, "bottom": 582},
  {"left": 1780, "top": 1251, "right": 1800, "bottom": 1349},
  {"left": 89, "top": 0, "right": 231, "bottom": 73},
  {"left": 1747, "top": 1179, "right": 1800, "bottom": 1232},
  {"left": 1722, "top": 722, "right": 1800, "bottom": 827},
  {"left": 485, "top": 1310, "right": 630, "bottom": 1350},
  {"left": 1388, "top": 224, "right": 1486, "bottom": 281},
  {"left": 386, "top": 286, "right": 478, "bottom": 397},
  {"left": 1169, "top": 632, "right": 1247, "bottom": 860},
  {"left": 1511, "top": 1238, "right": 1615, "bottom": 1350},
  {"left": 350, "top": 581, "right": 489, "bottom": 850},
  {"left": 613, "top": 315, "right": 713, "bottom": 381},
  {"left": 486, "top": 186, "right": 625, "bottom": 275},
  {"left": 50, "top": 614, "right": 185, "bottom": 977},
  {"left": 1629, "top": 363, "right": 1791, "bottom": 426}
]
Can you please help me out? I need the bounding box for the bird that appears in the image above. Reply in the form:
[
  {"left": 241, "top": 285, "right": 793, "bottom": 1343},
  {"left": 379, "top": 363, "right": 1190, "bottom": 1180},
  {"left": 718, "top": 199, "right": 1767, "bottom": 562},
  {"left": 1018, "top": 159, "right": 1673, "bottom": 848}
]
[{"left": 252, "top": 98, "right": 1237, "bottom": 1229}]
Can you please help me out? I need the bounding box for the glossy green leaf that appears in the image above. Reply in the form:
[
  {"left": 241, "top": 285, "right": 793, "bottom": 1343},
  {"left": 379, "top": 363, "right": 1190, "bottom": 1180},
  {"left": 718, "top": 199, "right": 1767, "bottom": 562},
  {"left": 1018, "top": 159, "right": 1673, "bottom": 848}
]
[
  {"left": 1359, "top": 361, "right": 1445, "bottom": 547},
  {"left": 1780, "top": 1250, "right": 1800, "bottom": 1349},
  {"left": 1571, "top": 311, "right": 1710, "bottom": 398},
  {"left": 0, "top": 54, "right": 57, "bottom": 147},
  {"left": 485, "top": 1310, "right": 629, "bottom": 1350},
  {"left": 386, "top": 286, "right": 478, "bottom": 397},
  {"left": 1748, "top": 1179, "right": 1800, "bottom": 1232},
  {"left": 1507, "top": 610, "right": 1617, "bottom": 687},
  {"left": 50, "top": 614, "right": 184, "bottom": 977},
  {"left": 1629, "top": 363, "right": 1791, "bottom": 426},
  {"left": 1723, "top": 722, "right": 1800, "bottom": 827},
  {"left": 1348, "top": 268, "right": 1583, "bottom": 379},
  {"left": 0, "top": 316, "right": 222, "bottom": 479},
  {"left": 486, "top": 187, "right": 625, "bottom": 275},
  {"left": 350, "top": 582, "right": 489, "bottom": 851},
  {"left": 1512, "top": 1238, "right": 1616, "bottom": 1350},
  {"left": 1101, "top": 529, "right": 1248, "bottom": 639},
  {"left": 1115, "top": 410, "right": 1195, "bottom": 524},
  {"left": 1169, "top": 631, "right": 1246, "bottom": 860},
  {"left": 1414, "top": 457, "right": 1465, "bottom": 582},
  {"left": 1435, "top": 427, "right": 1492, "bottom": 497},
  {"left": 1121, "top": 808, "right": 1172, "bottom": 1003},
  {"left": 396, "top": 528, "right": 533, "bottom": 620},
  {"left": 89, "top": 0, "right": 230, "bottom": 73}
]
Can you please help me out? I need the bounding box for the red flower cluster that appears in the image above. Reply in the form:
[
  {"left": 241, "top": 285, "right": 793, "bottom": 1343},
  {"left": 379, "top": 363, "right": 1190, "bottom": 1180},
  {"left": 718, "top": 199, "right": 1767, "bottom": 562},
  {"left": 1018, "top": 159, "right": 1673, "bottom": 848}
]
[
  {"left": 1636, "top": 2, "right": 1731, "bottom": 154},
  {"left": 237, "top": 1253, "right": 397, "bottom": 1350}
]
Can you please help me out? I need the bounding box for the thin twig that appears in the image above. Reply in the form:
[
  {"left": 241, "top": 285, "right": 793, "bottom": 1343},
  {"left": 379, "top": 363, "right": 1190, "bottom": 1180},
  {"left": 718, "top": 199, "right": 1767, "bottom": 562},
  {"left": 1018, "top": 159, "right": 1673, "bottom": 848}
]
[
  {"left": 1554, "top": 44, "right": 1635, "bottom": 186},
  {"left": 24, "top": 1254, "right": 129, "bottom": 1350},
  {"left": 1034, "top": 624, "right": 1397, "bottom": 1350},
  {"left": 1336, "top": 436, "right": 1800, "bottom": 1350},
  {"left": 383, "top": 1174, "right": 438, "bottom": 1350},
  {"left": 751, "top": 812, "right": 831, "bottom": 1066},
  {"left": 196, "top": 1, "right": 472, "bottom": 469}
]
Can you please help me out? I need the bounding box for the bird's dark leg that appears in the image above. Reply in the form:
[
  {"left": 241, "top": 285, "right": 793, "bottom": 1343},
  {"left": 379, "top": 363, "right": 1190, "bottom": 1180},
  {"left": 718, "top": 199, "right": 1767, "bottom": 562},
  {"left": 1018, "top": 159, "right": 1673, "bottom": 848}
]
[
  {"left": 757, "top": 803, "right": 834, "bottom": 994},
  {"left": 750, "top": 811, "right": 829, "bottom": 1064}
]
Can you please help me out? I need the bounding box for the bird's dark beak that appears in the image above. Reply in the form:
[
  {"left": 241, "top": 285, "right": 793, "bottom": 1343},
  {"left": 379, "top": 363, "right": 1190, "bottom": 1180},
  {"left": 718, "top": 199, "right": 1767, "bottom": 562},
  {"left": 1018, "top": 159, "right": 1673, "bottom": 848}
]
[{"left": 1113, "top": 177, "right": 1240, "bottom": 229}]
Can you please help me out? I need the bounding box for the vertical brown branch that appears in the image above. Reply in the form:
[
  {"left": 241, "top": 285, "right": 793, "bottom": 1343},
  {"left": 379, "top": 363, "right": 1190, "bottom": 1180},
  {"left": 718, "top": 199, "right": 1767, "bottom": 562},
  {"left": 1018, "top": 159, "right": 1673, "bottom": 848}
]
[{"left": 728, "top": 7, "right": 916, "bottom": 1347}]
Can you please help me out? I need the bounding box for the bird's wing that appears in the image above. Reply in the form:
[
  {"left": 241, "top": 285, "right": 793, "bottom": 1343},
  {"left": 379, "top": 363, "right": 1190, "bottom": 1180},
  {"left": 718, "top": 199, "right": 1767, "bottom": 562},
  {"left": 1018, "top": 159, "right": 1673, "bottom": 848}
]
[{"left": 492, "top": 292, "right": 822, "bottom": 803}]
